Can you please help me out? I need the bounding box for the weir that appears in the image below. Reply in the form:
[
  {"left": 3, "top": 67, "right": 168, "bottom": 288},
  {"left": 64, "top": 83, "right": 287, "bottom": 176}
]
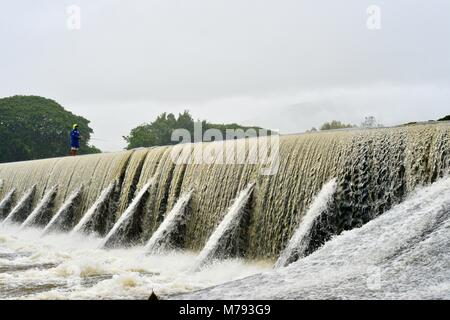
[
  {"left": 100, "top": 180, "right": 154, "bottom": 248},
  {"left": 194, "top": 183, "right": 255, "bottom": 268},
  {"left": 145, "top": 190, "right": 193, "bottom": 254},
  {"left": 2, "top": 185, "right": 36, "bottom": 225},
  {"left": 0, "top": 124, "right": 449, "bottom": 261},
  {"left": 0, "top": 188, "right": 16, "bottom": 221},
  {"left": 21, "top": 185, "right": 59, "bottom": 229},
  {"left": 42, "top": 186, "right": 84, "bottom": 235},
  {"left": 176, "top": 174, "right": 450, "bottom": 300},
  {"left": 275, "top": 179, "right": 337, "bottom": 268},
  {"left": 71, "top": 181, "right": 117, "bottom": 236}
]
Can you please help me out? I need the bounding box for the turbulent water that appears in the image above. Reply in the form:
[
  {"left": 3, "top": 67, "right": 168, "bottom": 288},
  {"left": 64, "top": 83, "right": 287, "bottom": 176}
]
[
  {"left": 194, "top": 183, "right": 255, "bottom": 269},
  {"left": 0, "top": 123, "right": 449, "bottom": 299},
  {"left": 275, "top": 179, "right": 337, "bottom": 268},
  {"left": 0, "top": 225, "right": 269, "bottom": 299},
  {"left": 178, "top": 176, "right": 450, "bottom": 299},
  {"left": 145, "top": 190, "right": 193, "bottom": 254}
]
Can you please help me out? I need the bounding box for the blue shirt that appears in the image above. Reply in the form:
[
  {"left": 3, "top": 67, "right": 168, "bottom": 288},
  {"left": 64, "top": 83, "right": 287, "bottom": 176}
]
[{"left": 70, "top": 129, "right": 80, "bottom": 148}]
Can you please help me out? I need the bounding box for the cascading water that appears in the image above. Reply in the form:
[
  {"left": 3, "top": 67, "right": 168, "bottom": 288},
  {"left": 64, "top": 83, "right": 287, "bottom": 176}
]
[
  {"left": 194, "top": 183, "right": 255, "bottom": 269},
  {"left": 21, "top": 185, "right": 58, "bottom": 229},
  {"left": 2, "top": 185, "right": 36, "bottom": 225},
  {"left": 100, "top": 180, "right": 154, "bottom": 248},
  {"left": 0, "top": 123, "right": 450, "bottom": 299},
  {"left": 1, "top": 124, "right": 449, "bottom": 260},
  {"left": 274, "top": 179, "right": 337, "bottom": 268},
  {"left": 42, "top": 186, "right": 84, "bottom": 234},
  {"left": 71, "top": 181, "right": 117, "bottom": 236},
  {"left": 145, "top": 190, "right": 193, "bottom": 254},
  {"left": 177, "top": 175, "right": 450, "bottom": 300},
  {"left": 0, "top": 188, "right": 15, "bottom": 220}
]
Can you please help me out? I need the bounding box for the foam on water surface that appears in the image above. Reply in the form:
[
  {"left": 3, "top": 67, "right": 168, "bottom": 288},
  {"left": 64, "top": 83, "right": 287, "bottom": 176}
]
[{"left": 0, "top": 224, "right": 270, "bottom": 299}]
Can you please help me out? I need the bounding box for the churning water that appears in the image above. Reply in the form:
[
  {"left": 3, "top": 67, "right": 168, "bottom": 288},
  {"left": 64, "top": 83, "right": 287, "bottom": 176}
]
[
  {"left": 0, "top": 225, "right": 270, "bottom": 299},
  {"left": 178, "top": 175, "right": 450, "bottom": 300},
  {"left": 275, "top": 179, "right": 337, "bottom": 268},
  {"left": 0, "top": 123, "right": 449, "bottom": 299}
]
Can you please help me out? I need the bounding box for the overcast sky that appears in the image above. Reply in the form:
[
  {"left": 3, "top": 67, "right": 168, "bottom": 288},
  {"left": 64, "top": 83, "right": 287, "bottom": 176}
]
[{"left": 1, "top": 0, "right": 449, "bottom": 151}]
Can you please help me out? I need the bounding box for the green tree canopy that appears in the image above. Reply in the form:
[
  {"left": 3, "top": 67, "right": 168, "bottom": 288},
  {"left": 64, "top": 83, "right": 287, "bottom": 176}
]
[
  {"left": 0, "top": 95, "right": 100, "bottom": 163},
  {"left": 123, "top": 110, "right": 267, "bottom": 149}
]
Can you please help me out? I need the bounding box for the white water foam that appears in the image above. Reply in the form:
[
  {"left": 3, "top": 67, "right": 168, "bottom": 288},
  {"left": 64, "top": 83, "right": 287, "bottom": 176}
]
[
  {"left": 275, "top": 179, "right": 337, "bottom": 268},
  {"left": 194, "top": 183, "right": 254, "bottom": 269},
  {"left": 0, "top": 224, "right": 269, "bottom": 300},
  {"left": 2, "top": 185, "right": 36, "bottom": 226},
  {"left": 42, "top": 186, "right": 84, "bottom": 235},
  {"left": 145, "top": 190, "right": 193, "bottom": 254},
  {"left": 71, "top": 182, "right": 116, "bottom": 235},
  {"left": 21, "top": 185, "right": 58, "bottom": 229},
  {"left": 100, "top": 180, "right": 153, "bottom": 248},
  {"left": 178, "top": 176, "right": 450, "bottom": 300},
  {"left": 0, "top": 188, "right": 16, "bottom": 221}
]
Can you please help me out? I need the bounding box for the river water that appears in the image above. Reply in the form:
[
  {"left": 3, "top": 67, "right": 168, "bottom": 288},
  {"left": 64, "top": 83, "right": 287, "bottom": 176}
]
[{"left": 0, "top": 225, "right": 270, "bottom": 300}]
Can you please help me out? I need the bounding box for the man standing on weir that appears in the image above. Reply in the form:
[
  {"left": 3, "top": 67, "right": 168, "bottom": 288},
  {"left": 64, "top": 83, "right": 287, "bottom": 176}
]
[{"left": 70, "top": 124, "right": 81, "bottom": 156}]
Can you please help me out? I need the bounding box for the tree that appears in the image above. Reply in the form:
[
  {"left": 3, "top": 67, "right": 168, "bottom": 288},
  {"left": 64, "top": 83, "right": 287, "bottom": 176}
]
[
  {"left": 361, "top": 116, "right": 383, "bottom": 128},
  {"left": 0, "top": 95, "right": 100, "bottom": 163},
  {"left": 123, "top": 111, "right": 188, "bottom": 149},
  {"left": 438, "top": 115, "right": 450, "bottom": 121},
  {"left": 123, "top": 110, "right": 266, "bottom": 149},
  {"left": 320, "top": 120, "right": 355, "bottom": 131}
]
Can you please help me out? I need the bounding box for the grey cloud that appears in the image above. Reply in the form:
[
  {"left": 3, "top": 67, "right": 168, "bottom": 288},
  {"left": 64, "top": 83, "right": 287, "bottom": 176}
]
[{"left": 0, "top": 0, "right": 449, "bottom": 151}]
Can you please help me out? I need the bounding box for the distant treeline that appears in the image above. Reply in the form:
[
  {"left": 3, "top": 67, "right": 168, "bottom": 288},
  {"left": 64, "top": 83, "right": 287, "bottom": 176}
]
[
  {"left": 308, "top": 116, "right": 382, "bottom": 132},
  {"left": 1, "top": 94, "right": 448, "bottom": 163},
  {"left": 123, "top": 111, "right": 268, "bottom": 150}
]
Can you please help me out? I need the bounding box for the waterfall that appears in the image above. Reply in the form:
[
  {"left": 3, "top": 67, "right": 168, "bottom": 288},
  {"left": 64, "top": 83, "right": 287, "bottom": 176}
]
[
  {"left": 0, "top": 188, "right": 16, "bottom": 221},
  {"left": 100, "top": 180, "right": 154, "bottom": 248},
  {"left": 71, "top": 181, "right": 117, "bottom": 236},
  {"left": 194, "top": 183, "right": 254, "bottom": 269},
  {"left": 0, "top": 124, "right": 449, "bottom": 260},
  {"left": 2, "top": 185, "right": 36, "bottom": 225},
  {"left": 176, "top": 175, "right": 450, "bottom": 300},
  {"left": 274, "top": 179, "right": 337, "bottom": 268},
  {"left": 21, "top": 185, "right": 58, "bottom": 229},
  {"left": 42, "top": 186, "right": 84, "bottom": 235},
  {"left": 145, "top": 190, "right": 193, "bottom": 254}
]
